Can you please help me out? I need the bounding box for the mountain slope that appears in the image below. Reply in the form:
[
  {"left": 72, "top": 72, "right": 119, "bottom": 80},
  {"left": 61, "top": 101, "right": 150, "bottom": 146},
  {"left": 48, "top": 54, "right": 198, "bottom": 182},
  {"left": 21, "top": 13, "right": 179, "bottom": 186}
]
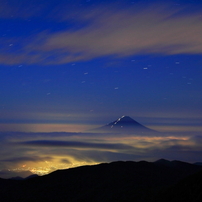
[
  {"left": 1, "top": 160, "right": 201, "bottom": 202},
  {"left": 91, "top": 115, "right": 156, "bottom": 134},
  {"left": 155, "top": 169, "right": 202, "bottom": 202}
]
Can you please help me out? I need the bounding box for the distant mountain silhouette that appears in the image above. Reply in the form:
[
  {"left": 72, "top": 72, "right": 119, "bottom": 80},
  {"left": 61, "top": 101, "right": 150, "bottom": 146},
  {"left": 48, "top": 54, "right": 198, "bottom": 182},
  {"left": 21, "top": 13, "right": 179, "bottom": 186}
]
[
  {"left": 0, "top": 170, "right": 34, "bottom": 179},
  {"left": 9, "top": 174, "right": 38, "bottom": 180},
  {"left": 194, "top": 162, "right": 202, "bottom": 166},
  {"left": 9, "top": 176, "right": 24, "bottom": 180},
  {"left": 0, "top": 160, "right": 202, "bottom": 202},
  {"left": 90, "top": 115, "right": 156, "bottom": 134}
]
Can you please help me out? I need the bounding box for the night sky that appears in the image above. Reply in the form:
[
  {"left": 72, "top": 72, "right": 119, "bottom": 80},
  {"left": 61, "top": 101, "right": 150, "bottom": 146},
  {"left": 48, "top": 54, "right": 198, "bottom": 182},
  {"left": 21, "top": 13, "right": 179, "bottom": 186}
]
[{"left": 0, "top": 0, "right": 202, "bottom": 177}]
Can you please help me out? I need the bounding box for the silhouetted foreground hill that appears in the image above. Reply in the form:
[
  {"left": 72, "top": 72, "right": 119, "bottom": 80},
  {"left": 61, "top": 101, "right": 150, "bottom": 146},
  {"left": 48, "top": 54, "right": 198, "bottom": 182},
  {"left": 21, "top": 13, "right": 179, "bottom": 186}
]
[
  {"left": 1, "top": 160, "right": 202, "bottom": 202},
  {"left": 154, "top": 168, "right": 202, "bottom": 202}
]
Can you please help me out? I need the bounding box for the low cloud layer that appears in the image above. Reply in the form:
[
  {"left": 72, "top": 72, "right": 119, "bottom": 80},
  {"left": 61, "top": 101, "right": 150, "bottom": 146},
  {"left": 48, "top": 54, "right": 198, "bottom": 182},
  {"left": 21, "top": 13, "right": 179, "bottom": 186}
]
[
  {"left": 20, "top": 140, "right": 134, "bottom": 150},
  {"left": 0, "top": 129, "right": 202, "bottom": 179},
  {"left": 1, "top": 131, "right": 202, "bottom": 171},
  {"left": 0, "top": 2, "right": 202, "bottom": 65}
]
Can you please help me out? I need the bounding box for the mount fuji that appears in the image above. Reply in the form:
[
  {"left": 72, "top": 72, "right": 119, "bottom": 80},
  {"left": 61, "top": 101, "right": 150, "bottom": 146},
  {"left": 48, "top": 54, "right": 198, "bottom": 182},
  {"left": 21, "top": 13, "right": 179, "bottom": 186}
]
[{"left": 90, "top": 116, "right": 156, "bottom": 134}]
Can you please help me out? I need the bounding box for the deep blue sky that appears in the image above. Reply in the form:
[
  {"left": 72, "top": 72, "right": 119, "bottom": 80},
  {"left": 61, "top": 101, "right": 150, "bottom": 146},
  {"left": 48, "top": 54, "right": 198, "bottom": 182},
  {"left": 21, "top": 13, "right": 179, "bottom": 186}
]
[{"left": 0, "top": 0, "right": 202, "bottom": 132}]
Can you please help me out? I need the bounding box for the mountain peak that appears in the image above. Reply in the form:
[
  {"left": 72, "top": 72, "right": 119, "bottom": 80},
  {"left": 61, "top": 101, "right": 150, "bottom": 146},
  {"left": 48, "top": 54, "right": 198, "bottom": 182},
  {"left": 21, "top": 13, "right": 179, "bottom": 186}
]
[
  {"left": 91, "top": 115, "right": 155, "bottom": 134},
  {"left": 107, "top": 115, "right": 134, "bottom": 126}
]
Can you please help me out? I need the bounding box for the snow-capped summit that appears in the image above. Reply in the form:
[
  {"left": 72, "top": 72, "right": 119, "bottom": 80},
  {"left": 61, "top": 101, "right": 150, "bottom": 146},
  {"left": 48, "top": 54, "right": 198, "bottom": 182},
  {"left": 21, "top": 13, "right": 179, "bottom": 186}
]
[{"left": 91, "top": 116, "right": 155, "bottom": 134}]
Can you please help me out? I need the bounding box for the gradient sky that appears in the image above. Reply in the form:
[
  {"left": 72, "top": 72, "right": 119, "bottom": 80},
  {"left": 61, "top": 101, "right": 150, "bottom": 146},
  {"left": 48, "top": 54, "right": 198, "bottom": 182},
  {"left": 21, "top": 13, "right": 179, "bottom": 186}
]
[{"left": 0, "top": 0, "right": 202, "bottom": 177}]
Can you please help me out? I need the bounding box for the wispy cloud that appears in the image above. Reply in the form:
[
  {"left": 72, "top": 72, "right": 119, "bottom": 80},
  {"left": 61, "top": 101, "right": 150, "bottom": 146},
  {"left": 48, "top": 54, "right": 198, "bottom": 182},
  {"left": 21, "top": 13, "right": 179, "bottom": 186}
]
[
  {"left": 42, "top": 6, "right": 202, "bottom": 57},
  {"left": 1, "top": 156, "right": 53, "bottom": 163},
  {"left": 19, "top": 140, "right": 134, "bottom": 150},
  {"left": 0, "top": 123, "right": 93, "bottom": 133},
  {"left": 0, "top": 3, "right": 202, "bottom": 65}
]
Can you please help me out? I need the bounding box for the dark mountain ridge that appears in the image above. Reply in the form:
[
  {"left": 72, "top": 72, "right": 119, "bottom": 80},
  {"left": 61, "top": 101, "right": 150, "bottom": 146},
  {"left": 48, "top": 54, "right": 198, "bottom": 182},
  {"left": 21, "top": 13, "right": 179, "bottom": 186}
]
[{"left": 1, "top": 159, "right": 202, "bottom": 202}]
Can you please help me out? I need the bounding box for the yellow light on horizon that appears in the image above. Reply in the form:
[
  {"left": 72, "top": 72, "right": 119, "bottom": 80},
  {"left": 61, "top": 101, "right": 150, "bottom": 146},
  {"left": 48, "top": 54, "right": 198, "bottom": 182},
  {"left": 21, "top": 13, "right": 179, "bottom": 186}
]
[{"left": 0, "top": 123, "right": 96, "bottom": 132}]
